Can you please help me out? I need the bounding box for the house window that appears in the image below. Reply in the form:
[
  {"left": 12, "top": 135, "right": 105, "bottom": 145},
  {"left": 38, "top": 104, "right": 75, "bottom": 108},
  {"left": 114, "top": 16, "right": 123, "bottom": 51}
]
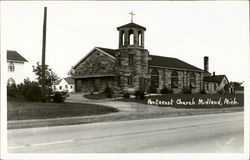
[
  {"left": 171, "top": 71, "right": 178, "bottom": 88},
  {"left": 214, "top": 83, "right": 216, "bottom": 90},
  {"left": 65, "top": 85, "right": 68, "bottom": 88},
  {"left": 8, "top": 62, "right": 15, "bottom": 72},
  {"left": 70, "top": 85, "right": 73, "bottom": 89},
  {"left": 128, "top": 54, "right": 134, "bottom": 66},
  {"left": 127, "top": 75, "right": 133, "bottom": 85},
  {"left": 59, "top": 86, "right": 62, "bottom": 90},
  {"left": 151, "top": 69, "right": 159, "bottom": 88},
  {"left": 54, "top": 86, "right": 56, "bottom": 90},
  {"left": 7, "top": 78, "right": 15, "bottom": 86},
  {"left": 190, "top": 73, "right": 196, "bottom": 88}
]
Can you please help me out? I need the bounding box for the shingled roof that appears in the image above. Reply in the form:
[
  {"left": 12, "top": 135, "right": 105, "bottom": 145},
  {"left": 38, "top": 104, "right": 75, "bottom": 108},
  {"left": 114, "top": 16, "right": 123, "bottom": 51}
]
[
  {"left": 7, "top": 50, "right": 28, "bottom": 62},
  {"left": 54, "top": 77, "right": 74, "bottom": 85},
  {"left": 64, "top": 77, "right": 74, "bottom": 84},
  {"left": 117, "top": 22, "right": 146, "bottom": 31},
  {"left": 203, "top": 75, "right": 228, "bottom": 83},
  {"left": 149, "top": 55, "right": 204, "bottom": 72}
]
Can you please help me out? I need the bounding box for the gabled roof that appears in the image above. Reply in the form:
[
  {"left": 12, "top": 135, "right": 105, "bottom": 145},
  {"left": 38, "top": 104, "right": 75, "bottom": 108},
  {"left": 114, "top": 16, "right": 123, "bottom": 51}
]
[
  {"left": 73, "top": 47, "right": 116, "bottom": 69},
  {"left": 117, "top": 22, "right": 146, "bottom": 31},
  {"left": 53, "top": 79, "right": 62, "bottom": 85},
  {"left": 149, "top": 55, "right": 204, "bottom": 72},
  {"left": 64, "top": 77, "right": 74, "bottom": 84},
  {"left": 203, "top": 75, "right": 228, "bottom": 83},
  {"left": 96, "top": 47, "right": 119, "bottom": 57},
  {"left": 7, "top": 50, "right": 28, "bottom": 62},
  {"left": 53, "top": 77, "right": 74, "bottom": 85}
]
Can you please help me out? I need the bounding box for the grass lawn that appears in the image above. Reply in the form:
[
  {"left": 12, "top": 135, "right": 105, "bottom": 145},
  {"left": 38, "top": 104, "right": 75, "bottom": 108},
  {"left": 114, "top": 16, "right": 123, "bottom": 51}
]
[
  {"left": 120, "top": 93, "right": 244, "bottom": 108},
  {"left": 7, "top": 100, "right": 118, "bottom": 121}
]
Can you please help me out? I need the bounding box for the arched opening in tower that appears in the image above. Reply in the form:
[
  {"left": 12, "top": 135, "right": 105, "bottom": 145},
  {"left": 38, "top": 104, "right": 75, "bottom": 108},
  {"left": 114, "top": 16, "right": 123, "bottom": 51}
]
[{"left": 129, "top": 29, "right": 134, "bottom": 45}]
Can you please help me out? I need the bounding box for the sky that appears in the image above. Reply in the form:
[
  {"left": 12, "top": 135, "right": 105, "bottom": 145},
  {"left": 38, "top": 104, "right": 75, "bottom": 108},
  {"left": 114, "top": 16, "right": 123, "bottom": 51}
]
[{"left": 1, "top": 1, "right": 249, "bottom": 83}]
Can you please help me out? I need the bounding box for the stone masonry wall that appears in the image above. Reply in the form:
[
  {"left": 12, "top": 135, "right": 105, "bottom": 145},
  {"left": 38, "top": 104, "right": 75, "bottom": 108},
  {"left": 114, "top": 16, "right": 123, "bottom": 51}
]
[
  {"left": 149, "top": 67, "right": 203, "bottom": 94},
  {"left": 74, "top": 49, "right": 115, "bottom": 77},
  {"left": 115, "top": 48, "right": 149, "bottom": 93}
]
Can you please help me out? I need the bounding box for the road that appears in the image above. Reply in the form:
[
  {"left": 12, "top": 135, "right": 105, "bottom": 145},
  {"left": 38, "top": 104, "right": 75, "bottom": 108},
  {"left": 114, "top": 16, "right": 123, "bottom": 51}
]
[{"left": 8, "top": 112, "right": 243, "bottom": 153}]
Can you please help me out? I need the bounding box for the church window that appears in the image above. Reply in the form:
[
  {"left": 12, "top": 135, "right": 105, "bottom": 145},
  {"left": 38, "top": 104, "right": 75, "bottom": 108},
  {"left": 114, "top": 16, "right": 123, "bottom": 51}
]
[
  {"left": 129, "top": 29, "right": 134, "bottom": 45},
  {"left": 93, "top": 63, "right": 101, "bottom": 72},
  {"left": 171, "top": 71, "right": 178, "bottom": 88},
  {"left": 151, "top": 69, "right": 159, "bottom": 88},
  {"left": 128, "top": 54, "right": 134, "bottom": 66},
  {"left": 59, "top": 86, "right": 62, "bottom": 90},
  {"left": 138, "top": 31, "right": 142, "bottom": 46},
  {"left": 65, "top": 85, "right": 68, "bottom": 89},
  {"left": 8, "top": 62, "right": 15, "bottom": 72},
  {"left": 127, "top": 75, "right": 133, "bottom": 85},
  {"left": 190, "top": 73, "right": 196, "bottom": 88}
]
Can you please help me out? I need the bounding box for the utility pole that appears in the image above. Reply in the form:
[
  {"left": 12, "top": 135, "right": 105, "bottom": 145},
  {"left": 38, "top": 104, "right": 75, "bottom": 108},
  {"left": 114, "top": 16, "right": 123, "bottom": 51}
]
[{"left": 41, "top": 7, "right": 47, "bottom": 102}]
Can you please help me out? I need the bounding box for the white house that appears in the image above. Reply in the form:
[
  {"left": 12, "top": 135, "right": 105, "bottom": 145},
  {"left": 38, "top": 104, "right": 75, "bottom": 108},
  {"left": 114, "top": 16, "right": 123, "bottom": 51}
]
[
  {"left": 7, "top": 50, "right": 28, "bottom": 85},
  {"left": 203, "top": 72, "right": 229, "bottom": 94},
  {"left": 52, "top": 77, "right": 75, "bottom": 93}
]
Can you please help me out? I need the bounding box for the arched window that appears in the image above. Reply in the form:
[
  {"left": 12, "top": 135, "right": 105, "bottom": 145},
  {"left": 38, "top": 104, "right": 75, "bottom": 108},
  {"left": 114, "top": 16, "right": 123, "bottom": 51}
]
[
  {"left": 171, "top": 71, "right": 178, "bottom": 88},
  {"left": 7, "top": 78, "right": 16, "bottom": 86},
  {"left": 190, "top": 73, "right": 196, "bottom": 88},
  {"left": 138, "top": 31, "right": 142, "bottom": 46},
  {"left": 129, "top": 29, "right": 134, "bottom": 45},
  {"left": 121, "top": 31, "right": 125, "bottom": 46},
  {"left": 151, "top": 69, "right": 159, "bottom": 88},
  {"left": 8, "top": 62, "right": 15, "bottom": 72}
]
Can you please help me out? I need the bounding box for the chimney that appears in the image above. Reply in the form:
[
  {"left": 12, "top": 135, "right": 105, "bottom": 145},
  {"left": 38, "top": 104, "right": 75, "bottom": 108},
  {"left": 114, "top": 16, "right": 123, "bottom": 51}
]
[
  {"left": 204, "top": 56, "right": 209, "bottom": 72},
  {"left": 213, "top": 72, "right": 215, "bottom": 76}
]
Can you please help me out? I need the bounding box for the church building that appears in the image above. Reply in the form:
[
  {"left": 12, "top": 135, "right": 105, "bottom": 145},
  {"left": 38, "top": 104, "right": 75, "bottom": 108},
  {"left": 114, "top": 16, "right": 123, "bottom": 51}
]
[
  {"left": 72, "top": 18, "right": 213, "bottom": 94},
  {"left": 72, "top": 14, "right": 229, "bottom": 94}
]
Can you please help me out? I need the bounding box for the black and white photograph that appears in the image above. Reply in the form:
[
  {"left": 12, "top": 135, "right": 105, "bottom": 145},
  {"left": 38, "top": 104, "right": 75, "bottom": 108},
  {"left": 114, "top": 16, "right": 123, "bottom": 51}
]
[{"left": 1, "top": 1, "right": 249, "bottom": 160}]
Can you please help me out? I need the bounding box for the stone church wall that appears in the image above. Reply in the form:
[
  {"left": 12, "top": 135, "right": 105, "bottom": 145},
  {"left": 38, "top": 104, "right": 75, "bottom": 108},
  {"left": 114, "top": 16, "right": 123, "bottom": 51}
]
[
  {"left": 115, "top": 48, "right": 149, "bottom": 93},
  {"left": 149, "top": 67, "right": 203, "bottom": 94},
  {"left": 74, "top": 50, "right": 115, "bottom": 77},
  {"left": 73, "top": 49, "right": 116, "bottom": 93}
]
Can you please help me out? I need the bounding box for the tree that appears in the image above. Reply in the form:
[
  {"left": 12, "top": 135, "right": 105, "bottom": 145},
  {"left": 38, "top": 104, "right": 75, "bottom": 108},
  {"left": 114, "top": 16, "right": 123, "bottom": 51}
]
[
  {"left": 32, "top": 62, "right": 59, "bottom": 86},
  {"left": 67, "top": 66, "right": 75, "bottom": 77},
  {"left": 231, "top": 81, "right": 243, "bottom": 88}
]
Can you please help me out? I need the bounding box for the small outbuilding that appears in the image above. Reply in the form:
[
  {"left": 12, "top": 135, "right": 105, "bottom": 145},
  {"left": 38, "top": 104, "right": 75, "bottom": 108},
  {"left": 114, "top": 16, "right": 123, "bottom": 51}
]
[{"left": 52, "top": 77, "right": 75, "bottom": 93}]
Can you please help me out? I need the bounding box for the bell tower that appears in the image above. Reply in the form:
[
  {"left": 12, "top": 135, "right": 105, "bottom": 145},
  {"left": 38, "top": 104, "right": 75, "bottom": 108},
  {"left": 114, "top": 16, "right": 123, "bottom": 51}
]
[
  {"left": 117, "top": 12, "right": 146, "bottom": 49},
  {"left": 115, "top": 12, "right": 149, "bottom": 93}
]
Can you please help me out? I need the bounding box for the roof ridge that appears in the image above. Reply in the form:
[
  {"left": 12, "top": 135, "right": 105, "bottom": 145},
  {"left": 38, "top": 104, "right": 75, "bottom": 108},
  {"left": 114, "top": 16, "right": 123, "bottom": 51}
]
[{"left": 150, "top": 55, "right": 177, "bottom": 59}]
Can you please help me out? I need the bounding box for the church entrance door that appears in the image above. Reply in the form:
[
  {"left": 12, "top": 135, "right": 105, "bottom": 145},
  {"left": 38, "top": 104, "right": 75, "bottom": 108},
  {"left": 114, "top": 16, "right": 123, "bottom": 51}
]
[
  {"left": 94, "top": 78, "right": 100, "bottom": 92},
  {"left": 76, "top": 79, "right": 82, "bottom": 92}
]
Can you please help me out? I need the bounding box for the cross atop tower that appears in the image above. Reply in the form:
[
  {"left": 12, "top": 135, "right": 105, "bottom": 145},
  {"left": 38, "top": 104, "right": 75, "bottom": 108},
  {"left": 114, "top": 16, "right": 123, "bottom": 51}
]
[{"left": 129, "top": 11, "right": 135, "bottom": 22}]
